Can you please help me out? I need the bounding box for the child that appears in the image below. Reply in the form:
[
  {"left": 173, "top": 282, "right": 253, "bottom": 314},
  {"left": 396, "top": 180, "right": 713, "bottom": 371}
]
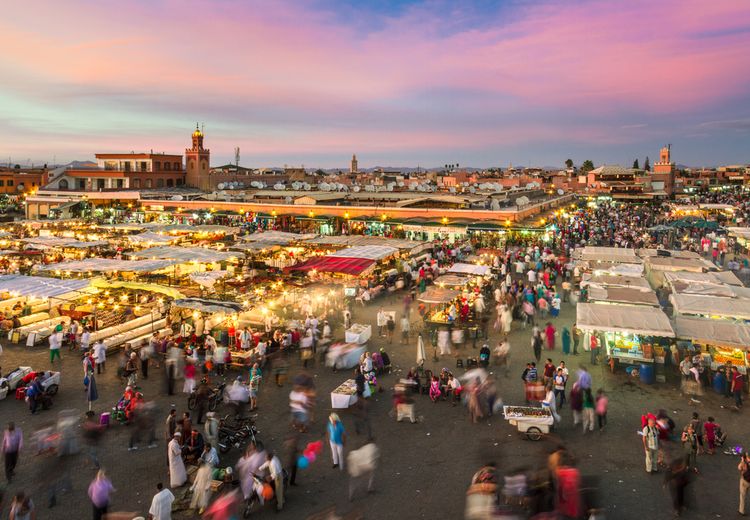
[
  {"left": 595, "top": 389, "right": 608, "bottom": 431},
  {"left": 429, "top": 376, "right": 441, "bottom": 403}
]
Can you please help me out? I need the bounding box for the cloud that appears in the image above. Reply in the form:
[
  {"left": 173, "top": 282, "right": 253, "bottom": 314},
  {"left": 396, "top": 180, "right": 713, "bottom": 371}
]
[{"left": 0, "top": 0, "right": 749, "bottom": 166}]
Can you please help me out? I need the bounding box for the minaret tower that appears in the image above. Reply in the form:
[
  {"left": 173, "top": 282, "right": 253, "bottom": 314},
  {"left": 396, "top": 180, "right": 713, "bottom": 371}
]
[
  {"left": 185, "top": 123, "right": 211, "bottom": 191},
  {"left": 350, "top": 154, "right": 358, "bottom": 173}
]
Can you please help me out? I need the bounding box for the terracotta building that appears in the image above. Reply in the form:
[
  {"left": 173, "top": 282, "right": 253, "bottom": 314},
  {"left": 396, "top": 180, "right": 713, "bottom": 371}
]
[
  {"left": 46, "top": 152, "right": 186, "bottom": 191},
  {"left": 0, "top": 166, "right": 47, "bottom": 195}
]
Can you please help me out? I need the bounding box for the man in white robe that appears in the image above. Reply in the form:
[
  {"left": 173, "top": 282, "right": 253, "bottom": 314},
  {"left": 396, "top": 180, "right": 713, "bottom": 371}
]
[
  {"left": 168, "top": 432, "right": 187, "bottom": 488},
  {"left": 148, "top": 482, "right": 175, "bottom": 520}
]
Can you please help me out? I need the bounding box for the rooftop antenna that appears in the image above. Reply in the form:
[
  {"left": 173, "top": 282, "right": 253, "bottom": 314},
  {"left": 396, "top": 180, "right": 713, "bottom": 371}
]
[{"left": 201, "top": 123, "right": 205, "bottom": 134}]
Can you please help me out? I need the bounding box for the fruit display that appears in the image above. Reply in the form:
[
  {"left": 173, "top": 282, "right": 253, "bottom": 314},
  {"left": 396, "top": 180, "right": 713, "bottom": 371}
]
[{"left": 503, "top": 406, "right": 552, "bottom": 418}]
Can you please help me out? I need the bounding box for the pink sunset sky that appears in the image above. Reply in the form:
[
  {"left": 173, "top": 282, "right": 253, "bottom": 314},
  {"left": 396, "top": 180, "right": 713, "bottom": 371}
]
[{"left": 1, "top": 0, "right": 749, "bottom": 168}]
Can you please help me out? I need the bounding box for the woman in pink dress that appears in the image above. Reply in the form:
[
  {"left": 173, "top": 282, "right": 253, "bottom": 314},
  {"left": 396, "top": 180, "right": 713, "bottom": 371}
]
[{"left": 545, "top": 322, "right": 556, "bottom": 350}]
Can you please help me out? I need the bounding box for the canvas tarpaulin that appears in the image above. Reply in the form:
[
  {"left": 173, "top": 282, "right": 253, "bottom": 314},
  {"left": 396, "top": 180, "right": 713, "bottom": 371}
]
[
  {"left": 576, "top": 302, "right": 674, "bottom": 337},
  {"left": 672, "top": 316, "right": 750, "bottom": 349},
  {"left": 670, "top": 294, "right": 750, "bottom": 320},
  {"left": 286, "top": 256, "right": 375, "bottom": 276},
  {"left": 447, "top": 263, "right": 491, "bottom": 276}
]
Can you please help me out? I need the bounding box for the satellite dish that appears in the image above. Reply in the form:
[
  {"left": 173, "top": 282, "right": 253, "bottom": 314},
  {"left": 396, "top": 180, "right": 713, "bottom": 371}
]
[
  {"left": 353, "top": 186, "right": 361, "bottom": 193},
  {"left": 303, "top": 183, "right": 311, "bottom": 191},
  {"left": 170, "top": 195, "right": 183, "bottom": 201},
  {"left": 217, "top": 183, "right": 226, "bottom": 190},
  {"left": 319, "top": 182, "right": 330, "bottom": 191},
  {"left": 292, "top": 182, "right": 302, "bottom": 190},
  {"left": 525, "top": 183, "right": 536, "bottom": 189},
  {"left": 285, "top": 196, "right": 292, "bottom": 204},
  {"left": 469, "top": 187, "right": 476, "bottom": 193},
  {"left": 557, "top": 189, "right": 564, "bottom": 195},
  {"left": 397, "top": 182, "right": 404, "bottom": 188},
  {"left": 273, "top": 183, "right": 285, "bottom": 190}
]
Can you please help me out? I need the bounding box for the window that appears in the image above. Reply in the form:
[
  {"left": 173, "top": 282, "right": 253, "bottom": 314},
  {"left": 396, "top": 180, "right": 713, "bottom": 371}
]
[
  {"left": 145, "top": 179, "right": 152, "bottom": 188},
  {"left": 174, "top": 162, "right": 180, "bottom": 170},
  {"left": 156, "top": 178, "right": 164, "bottom": 188},
  {"left": 140, "top": 161, "right": 147, "bottom": 172},
  {"left": 116, "top": 179, "right": 124, "bottom": 189},
  {"left": 132, "top": 179, "right": 141, "bottom": 189},
  {"left": 175, "top": 178, "right": 184, "bottom": 186},
  {"left": 97, "top": 179, "right": 105, "bottom": 189},
  {"left": 164, "top": 162, "right": 171, "bottom": 171},
  {"left": 58, "top": 179, "right": 69, "bottom": 190},
  {"left": 104, "top": 161, "right": 117, "bottom": 170},
  {"left": 201, "top": 160, "right": 207, "bottom": 171},
  {"left": 0, "top": 180, "right": 4, "bottom": 187},
  {"left": 7, "top": 180, "right": 12, "bottom": 186},
  {"left": 123, "top": 162, "right": 131, "bottom": 172},
  {"left": 166, "top": 178, "right": 174, "bottom": 187},
  {"left": 155, "top": 161, "right": 161, "bottom": 171},
  {"left": 77, "top": 180, "right": 86, "bottom": 190}
]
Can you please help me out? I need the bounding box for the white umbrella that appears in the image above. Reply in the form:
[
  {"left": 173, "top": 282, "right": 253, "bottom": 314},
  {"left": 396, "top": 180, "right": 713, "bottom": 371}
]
[{"left": 416, "top": 334, "right": 426, "bottom": 366}]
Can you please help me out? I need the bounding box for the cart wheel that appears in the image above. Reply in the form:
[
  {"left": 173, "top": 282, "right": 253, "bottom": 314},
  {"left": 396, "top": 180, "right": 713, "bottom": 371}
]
[
  {"left": 46, "top": 384, "right": 59, "bottom": 396},
  {"left": 525, "top": 426, "right": 542, "bottom": 441}
]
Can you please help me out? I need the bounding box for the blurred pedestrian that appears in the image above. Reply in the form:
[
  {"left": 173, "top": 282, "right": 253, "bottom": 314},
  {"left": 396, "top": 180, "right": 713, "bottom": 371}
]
[
  {"left": 3, "top": 421, "right": 22, "bottom": 482},
  {"left": 8, "top": 491, "right": 35, "bottom": 520},
  {"left": 347, "top": 442, "right": 379, "bottom": 501},
  {"left": 87, "top": 469, "right": 115, "bottom": 520},
  {"left": 739, "top": 452, "right": 750, "bottom": 515},
  {"left": 595, "top": 389, "right": 608, "bottom": 431},
  {"left": 664, "top": 459, "right": 690, "bottom": 517}
]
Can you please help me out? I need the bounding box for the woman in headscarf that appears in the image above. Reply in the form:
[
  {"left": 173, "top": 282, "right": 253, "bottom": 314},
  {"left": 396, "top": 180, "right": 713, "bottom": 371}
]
[{"left": 561, "top": 327, "right": 571, "bottom": 355}]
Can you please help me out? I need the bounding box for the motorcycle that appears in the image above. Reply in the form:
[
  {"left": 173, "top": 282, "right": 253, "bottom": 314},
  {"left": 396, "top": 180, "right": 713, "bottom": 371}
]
[
  {"left": 217, "top": 415, "right": 259, "bottom": 454},
  {"left": 188, "top": 382, "right": 226, "bottom": 412}
]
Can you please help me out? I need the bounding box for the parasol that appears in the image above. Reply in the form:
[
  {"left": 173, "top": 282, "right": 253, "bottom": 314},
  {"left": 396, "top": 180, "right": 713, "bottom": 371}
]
[{"left": 416, "top": 333, "right": 426, "bottom": 366}]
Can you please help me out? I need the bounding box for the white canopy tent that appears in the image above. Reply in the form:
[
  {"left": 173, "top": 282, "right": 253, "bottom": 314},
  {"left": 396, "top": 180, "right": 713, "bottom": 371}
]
[
  {"left": 328, "top": 245, "right": 398, "bottom": 261},
  {"left": 670, "top": 294, "right": 750, "bottom": 320},
  {"left": 21, "top": 237, "right": 108, "bottom": 249},
  {"left": 241, "top": 231, "right": 316, "bottom": 244},
  {"left": 35, "top": 258, "right": 178, "bottom": 274},
  {"left": 574, "top": 246, "right": 642, "bottom": 264},
  {"left": 127, "top": 232, "right": 180, "bottom": 246},
  {"left": 447, "top": 262, "right": 491, "bottom": 276},
  {"left": 672, "top": 316, "right": 750, "bottom": 349},
  {"left": 0, "top": 275, "right": 91, "bottom": 299},
  {"left": 661, "top": 270, "right": 743, "bottom": 287},
  {"left": 580, "top": 274, "right": 651, "bottom": 290},
  {"left": 128, "top": 246, "right": 239, "bottom": 263},
  {"left": 576, "top": 302, "right": 675, "bottom": 337},
  {"left": 589, "top": 263, "right": 645, "bottom": 277}
]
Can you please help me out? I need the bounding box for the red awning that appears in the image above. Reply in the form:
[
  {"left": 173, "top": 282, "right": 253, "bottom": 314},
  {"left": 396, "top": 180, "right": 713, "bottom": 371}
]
[{"left": 286, "top": 256, "right": 375, "bottom": 275}]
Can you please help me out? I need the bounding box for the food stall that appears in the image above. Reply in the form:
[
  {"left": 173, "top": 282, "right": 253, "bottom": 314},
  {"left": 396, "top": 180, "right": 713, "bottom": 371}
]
[
  {"left": 672, "top": 316, "right": 750, "bottom": 375},
  {"left": 330, "top": 379, "right": 358, "bottom": 409},
  {"left": 575, "top": 302, "right": 675, "bottom": 378},
  {"left": 345, "top": 324, "right": 371, "bottom": 344}
]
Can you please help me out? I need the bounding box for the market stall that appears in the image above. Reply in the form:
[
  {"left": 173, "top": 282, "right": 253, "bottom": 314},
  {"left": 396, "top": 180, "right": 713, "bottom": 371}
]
[
  {"left": 672, "top": 316, "right": 750, "bottom": 374},
  {"left": 576, "top": 302, "right": 675, "bottom": 369},
  {"left": 331, "top": 379, "right": 358, "bottom": 409}
]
